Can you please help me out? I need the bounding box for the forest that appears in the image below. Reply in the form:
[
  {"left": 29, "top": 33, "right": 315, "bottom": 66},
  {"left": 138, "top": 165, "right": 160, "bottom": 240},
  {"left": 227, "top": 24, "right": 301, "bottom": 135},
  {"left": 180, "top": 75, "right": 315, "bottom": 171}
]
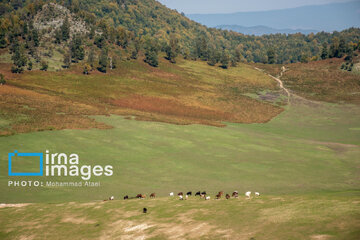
[{"left": 0, "top": 0, "right": 359, "bottom": 73}]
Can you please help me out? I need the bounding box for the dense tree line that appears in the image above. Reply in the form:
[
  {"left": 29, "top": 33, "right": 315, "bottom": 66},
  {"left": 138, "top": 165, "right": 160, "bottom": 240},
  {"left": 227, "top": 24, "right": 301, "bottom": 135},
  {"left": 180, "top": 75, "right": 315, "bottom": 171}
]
[{"left": 0, "top": 0, "right": 359, "bottom": 73}]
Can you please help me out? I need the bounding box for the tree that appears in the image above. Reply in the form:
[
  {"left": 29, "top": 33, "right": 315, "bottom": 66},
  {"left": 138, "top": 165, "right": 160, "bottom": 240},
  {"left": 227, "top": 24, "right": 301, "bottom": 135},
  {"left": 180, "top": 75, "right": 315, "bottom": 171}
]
[
  {"left": 87, "top": 48, "right": 95, "bottom": 68},
  {"left": 267, "top": 49, "right": 276, "bottom": 64},
  {"left": 27, "top": 60, "right": 32, "bottom": 70},
  {"left": 194, "top": 35, "right": 208, "bottom": 60},
  {"left": 32, "top": 29, "right": 39, "bottom": 47},
  {"left": 83, "top": 64, "right": 91, "bottom": 75},
  {"left": 220, "top": 50, "right": 230, "bottom": 69},
  {"left": 320, "top": 42, "right": 328, "bottom": 59},
  {"left": 98, "top": 48, "right": 108, "bottom": 73},
  {"left": 144, "top": 38, "right": 159, "bottom": 67},
  {"left": 165, "top": 35, "right": 179, "bottom": 63},
  {"left": 54, "top": 29, "right": 62, "bottom": 44},
  {"left": 61, "top": 17, "right": 70, "bottom": 41},
  {"left": 0, "top": 73, "right": 5, "bottom": 85},
  {"left": 71, "top": 35, "right": 85, "bottom": 62},
  {"left": 207, "top": 48, "right": 218, "bottom": 66},
  {"left": 0, "top": 32, "right": 7, "bottom": 48},
  {"left": 40, "top": 60, "right": 48, "bottom": 71},
  {"left": 11, "top": 42, "right": 27, "bottom": 73},
  {"left": 339, "top": 37, "right": 346, "bottom": 56},
  {"left": 94, "top": 35, "right": 106, "bottom": 49},
  {"left": 62, "top": 51, "right": 71, "bottom": 68},
  {"left": 329, "top": 37, "right": 340, "bottom": 58}
]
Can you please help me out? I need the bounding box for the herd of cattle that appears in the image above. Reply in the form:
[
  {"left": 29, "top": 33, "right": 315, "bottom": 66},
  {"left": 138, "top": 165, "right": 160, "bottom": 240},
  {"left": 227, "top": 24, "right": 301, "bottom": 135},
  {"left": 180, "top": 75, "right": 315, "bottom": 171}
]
[{"left": 107, "top": 191, "right": 260, "bottom": 201}]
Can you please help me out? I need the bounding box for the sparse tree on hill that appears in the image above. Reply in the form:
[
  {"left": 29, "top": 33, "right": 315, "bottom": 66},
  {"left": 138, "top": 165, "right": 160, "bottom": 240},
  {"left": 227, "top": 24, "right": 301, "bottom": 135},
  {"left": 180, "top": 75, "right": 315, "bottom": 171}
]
[
  {"left": 267, "top": 49, "right": 276, "bottom": 64},
  {"left": 40, "top": 60, "right": 48, "bottom": 71},
  {"left": 144, "top": 38, "right": 159, "bottom": 67},
  {"left": 61, "top": 17, "right": 70, "bottom": 41},
  {"left": 0, "top": 73, "right": 6, "bottom": 85},
  {"left": 220, "top": 50, "right": 230, "bottom": 69},
  {"left": 32, "top": 29, "right": 39, "bottom": 47},
  {"left": 71, "top": 35, "right": 85, "bottom": 62},
  {"left": 62, "top": 51, "right": 71, "bottom": 68},
  {"left": 87, "top": 48, "right": 95, "bottom": 68},
  {"left": 27, "top": 60, "right": 32, "bottom": 70},
  {"left": 83, "top": 63, "right": 91, "bottom": 75},
  {"left": 11, "top": 42, "right": 27, "bottom": 73},
  {"left": 330, "top": 37, "right": 341, "bottom": 58},
  {"left": 320, "top": 42, "right": 328, "bottom": 59},
  {"left": 165, "top": 35, "right": 179, "bottom": 63},
  {"left": 98, "top": 48, "right": 108, "bottom": 73}
]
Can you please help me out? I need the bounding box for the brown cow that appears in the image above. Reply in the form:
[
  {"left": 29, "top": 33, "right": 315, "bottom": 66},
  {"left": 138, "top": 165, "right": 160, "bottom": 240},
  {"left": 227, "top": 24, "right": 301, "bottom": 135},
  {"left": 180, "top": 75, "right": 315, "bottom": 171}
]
[
  {"left": 226, "top": 194, "right": 230, "bottom": 199},
  {"left": 178, "top": 192, "right": 183, "bottom": 196},
  {"left": 136, "top": 194, "right": 146, "bottom": 199},
  {"left": 150, "top": 193, "right": 156, "bottom": 198},
  {"left": 232, "top": 191, "right": 239, "bottom": 198},
  {"left": 216, "top": 191, "right": 224, "bottom": 199}
]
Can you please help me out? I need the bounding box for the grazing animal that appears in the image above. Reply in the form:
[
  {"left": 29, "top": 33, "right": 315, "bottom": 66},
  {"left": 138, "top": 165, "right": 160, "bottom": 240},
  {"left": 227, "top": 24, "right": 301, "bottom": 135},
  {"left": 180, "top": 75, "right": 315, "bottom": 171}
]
[
  {"left": 185, "top": 195, "right": 189, "bottom": 200},
  {"left": 245, "top": 191, "right": 251, "bottom": 198},
  {"left": 179, "top": 195, "right": 184, "bottom": 200},
  {"left": 136, "top": 194, "right": 146, "bottom": 199},
  {"left": 201, "top": 191, "right": 207, "bottom": 195},
  {"left": 255, "top": 192, "right": 260, "bottom": 197},
  {"left": 232, "top": 191, "right": 239, "bottom": 198},
  {"left": 169, "top": 192, "right": 174, "bottom": 197},
  {"left": 178, "top": 192, "right": 183, "bottom": 196},
  {"left": 200, "top": 194, "right": 206, "bottom": 199},
  {"left": 195, "top": 191, "right": 201, "bottom": 196},
  {"left": 216, "top": 191, "right": 224, "bottom": 199},
  {"left": 150, "top": 193, "right": 156, "bottom": 198},
  {"left": 123, "top": 195, "right": 129, "bottom": 200},
  {"left": 226, "top": 194, "right": 230, "bottom": 199},
  {"left": 187, "top": 191, "right": 192, "bottom": 196},
  {"left": 205, "top": 196, "right": 211, "bottom": 200},
  {"left": 143, "top": 208, "right": 147, "bottom": 213},
  {"left": 109, "top": 196, "right": 114, "bottom": 200}
]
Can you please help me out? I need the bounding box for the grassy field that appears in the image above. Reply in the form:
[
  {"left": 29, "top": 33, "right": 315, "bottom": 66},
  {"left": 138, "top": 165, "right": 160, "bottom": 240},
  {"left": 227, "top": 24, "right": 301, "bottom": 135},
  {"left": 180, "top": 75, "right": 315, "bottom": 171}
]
[
  {"left": 1, "top": 99, "right": 359, "bottom": 202},
  {"left": 1, "top": 56, "right": 360, "bottom": 239},
  {"left": 1, "top": 193, "right": 359, "bottom": 240},
  {"left": 0, "top": 56, "right": 282, "bottom": 135},
  {"left": 255, "top": 58, "right": 360, "bottom": 104}
]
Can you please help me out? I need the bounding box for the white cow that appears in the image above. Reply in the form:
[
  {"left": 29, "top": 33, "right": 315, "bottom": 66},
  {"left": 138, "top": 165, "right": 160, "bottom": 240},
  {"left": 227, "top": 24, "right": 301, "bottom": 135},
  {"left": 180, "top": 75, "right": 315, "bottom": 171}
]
[
  {"left": 185, "top": 195, "right": 189, "bottom": 200},
  {"left": 205, "top": 196, "right": 211, "bottom": 200},
  {"left": 109, "top": 196, "right": 114, "bottom": 200},
  {"left": 169, "top": 192, "right": 174, "bottom": 197},
  {"left": 255, "top": 192, "right": 260, "bottom": 197},
  {"left": 245, "top": 191, "right": 251, "bottom": 198},
  {"left": 179, "top": 195, "right": 184, "bottom": 200}
]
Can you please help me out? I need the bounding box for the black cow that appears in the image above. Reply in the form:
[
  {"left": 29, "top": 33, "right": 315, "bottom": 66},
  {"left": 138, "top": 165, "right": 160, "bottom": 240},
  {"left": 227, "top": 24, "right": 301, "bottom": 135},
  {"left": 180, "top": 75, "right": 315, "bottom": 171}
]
[{"left": 187, "top": 191, "right": 192, "bottom": 196}]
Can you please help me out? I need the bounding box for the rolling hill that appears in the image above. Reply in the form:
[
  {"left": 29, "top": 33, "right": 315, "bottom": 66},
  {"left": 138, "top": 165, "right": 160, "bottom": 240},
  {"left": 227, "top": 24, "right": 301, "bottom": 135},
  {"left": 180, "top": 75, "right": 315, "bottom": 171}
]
[
  {"left": 217, "top": 25, "right": 318, "bottom": 36},
  {"left": 188, "top": 1, "right": 360, "bottom": 31}
]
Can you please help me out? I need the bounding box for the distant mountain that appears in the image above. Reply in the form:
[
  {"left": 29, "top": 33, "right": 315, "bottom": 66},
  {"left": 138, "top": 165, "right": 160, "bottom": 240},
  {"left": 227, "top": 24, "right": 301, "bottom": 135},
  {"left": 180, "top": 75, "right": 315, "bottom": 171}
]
[
  {"left": 217, "top": 25, "right": 318, "bottom": 36},
  {"left": 188, "top": 1, "right": 360, "bottom": 32}
]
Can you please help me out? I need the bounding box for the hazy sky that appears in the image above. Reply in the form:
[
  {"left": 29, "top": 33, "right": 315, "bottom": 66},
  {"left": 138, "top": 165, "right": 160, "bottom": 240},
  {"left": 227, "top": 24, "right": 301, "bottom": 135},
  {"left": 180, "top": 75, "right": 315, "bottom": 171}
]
[{"left": 157, "top": 0, "right": 354, "bottom": 14}]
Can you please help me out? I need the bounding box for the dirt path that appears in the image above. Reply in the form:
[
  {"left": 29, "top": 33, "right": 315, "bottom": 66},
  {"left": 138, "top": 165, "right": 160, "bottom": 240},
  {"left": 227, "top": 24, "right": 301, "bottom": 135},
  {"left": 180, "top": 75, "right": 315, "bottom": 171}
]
[
  {"left": 254, "top": 66, "right": 290, "bottom": 103},
  {"left": 254, "top": 66, "right": 320, "bottom": 106}
]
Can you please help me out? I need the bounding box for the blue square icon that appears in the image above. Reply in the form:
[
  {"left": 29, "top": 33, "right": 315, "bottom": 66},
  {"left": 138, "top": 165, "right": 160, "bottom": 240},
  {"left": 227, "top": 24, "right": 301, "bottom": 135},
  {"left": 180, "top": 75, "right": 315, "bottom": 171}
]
[{"left": 8, "top": 150, "right": 43, "bottom": 176}]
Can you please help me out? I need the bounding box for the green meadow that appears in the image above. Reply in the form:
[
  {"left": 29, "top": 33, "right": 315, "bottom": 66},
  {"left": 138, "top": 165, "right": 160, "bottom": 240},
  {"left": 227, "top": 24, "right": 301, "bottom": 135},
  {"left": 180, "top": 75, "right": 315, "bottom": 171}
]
[
  {"left": 1, "top": 99, "right": 359, "bottom": 202},
  {"left": 1, "top": 97, "right": 360, "bottom": 239}
]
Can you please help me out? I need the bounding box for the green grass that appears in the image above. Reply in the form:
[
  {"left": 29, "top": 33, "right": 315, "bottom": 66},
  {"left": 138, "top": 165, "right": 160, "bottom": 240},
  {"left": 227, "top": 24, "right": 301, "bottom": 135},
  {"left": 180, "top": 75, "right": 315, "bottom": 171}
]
[
  {"left": 0, "top": 71, "right": 360, "bottom": 238},
  {"left": 0, "top": 193, "right": 359, "bottom": 239},
  {"left": 0, "top": 101, "right": 359, "bottom": 203}
]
